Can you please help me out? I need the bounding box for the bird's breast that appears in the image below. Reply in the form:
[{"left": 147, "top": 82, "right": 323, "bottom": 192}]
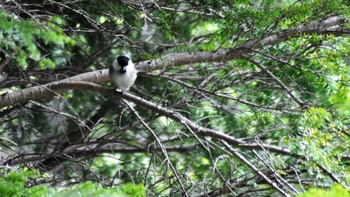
[{"left": 111, "top": 71, "right": 137, "bottom": 91}]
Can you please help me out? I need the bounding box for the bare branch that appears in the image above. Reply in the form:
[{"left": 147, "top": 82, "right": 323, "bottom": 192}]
[
  {"left": 221, "top": 140, "right": 291, "bottom": 197},
  {"left": 243, "top": 58, "right": 307, "bottom": 108}
]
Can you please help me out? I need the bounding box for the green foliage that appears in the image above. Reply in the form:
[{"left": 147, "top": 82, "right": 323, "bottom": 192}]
[
  {"left": 2, "top": 0, "right": 350, "bottom": 196},
  {"left": 119, "top": 183, "right": 145, "bottom": 197},
  {"left": 0, "top": 169, "right": 39, "bottom": 197},
  {"left": 0, "top": 10, "right": 74, "bottom": 69},
  {"left": 57, "top": 182, "right": 145, "bottom": 197},
  {"left": 298, "top": 184, "right": 350, "bottom": 197},
  {"left": 0, "top": 169, "right": 145, "bottom": 197}
]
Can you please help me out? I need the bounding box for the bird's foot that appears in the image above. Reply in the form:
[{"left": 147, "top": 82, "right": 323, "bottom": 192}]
[{"left": 115, "top": 89, "right": 125, "bottom": 95}]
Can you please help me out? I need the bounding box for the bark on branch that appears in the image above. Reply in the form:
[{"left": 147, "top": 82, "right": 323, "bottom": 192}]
[
  {"left": 4, "top": 80, "right": 349, "bottom": 186},
  {"left": 0, "top": 15, "right": 348, "bottom": 110},
  {"left": 2, "top": 82, "right": 302, "bottom": 159}
]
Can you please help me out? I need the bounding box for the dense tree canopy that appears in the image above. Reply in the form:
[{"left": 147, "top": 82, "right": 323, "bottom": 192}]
[{"left": 1, "top": 0, "right": 350, "bottom": 196}]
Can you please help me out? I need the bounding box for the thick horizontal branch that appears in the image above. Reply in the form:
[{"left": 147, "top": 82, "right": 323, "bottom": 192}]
[
  {"left": 4, "top": 81, "right": 350, "bottom": 173},
  {"left": 2, "top": 144, "right": 195, "bottom": 165},
  {"left": 0, "top": 70, "right": 110, "bottom": 109},
  {"left": 137, "top": 16, "right": 348, "bottom": 71},
  {"left": 241, "top": 15, "right": 347, "bottom": 49},
  {"left": 6, "top": 82, "right": 302, "bottom": 156},
  {"left": 0, "top": 15, "right": 347, "bottom": 110},
  {"left": 1, "top": 81, "right": 304, "bottom": 166}
]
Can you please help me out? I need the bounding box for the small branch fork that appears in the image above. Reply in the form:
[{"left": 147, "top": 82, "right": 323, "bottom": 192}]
[
  {"left": 122, "top": 100, "right": 188, "bottom": 197},
  {"left": 221, "top": 140, "right": 291, "bottom": 197},
  {"left": 243, "top": 57, "right": 307, "bottom": 108}
]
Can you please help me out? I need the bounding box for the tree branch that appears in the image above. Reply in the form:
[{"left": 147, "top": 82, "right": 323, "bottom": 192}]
[
  {"left": 2, "top": 144, "right": 195, "bottom": 165},
  {"left": 1, "top": 82, "right": 303, "bottom": 167},
  {"left": 0, "top": 16, "right": 347, "bottom": 110},
  {"left": 221, "top": 140, "right": 291, "bottom": 197},
  {"left": 3, "top": 81, "right": 349, "bottom": 188}
]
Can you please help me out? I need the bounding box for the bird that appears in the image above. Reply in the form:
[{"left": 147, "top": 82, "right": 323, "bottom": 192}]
[{"left": 109, "top": 55, "right": 137, "bottom": 94}]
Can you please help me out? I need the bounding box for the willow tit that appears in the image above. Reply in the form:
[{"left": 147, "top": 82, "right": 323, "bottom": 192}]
[{"left": 109, "top": 55, "right": 137, "bottom": 94}]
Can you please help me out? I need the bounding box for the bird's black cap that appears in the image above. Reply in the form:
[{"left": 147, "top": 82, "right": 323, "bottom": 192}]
[{"left": 117, "top": 56, "right": 130, "bottom": 67}]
